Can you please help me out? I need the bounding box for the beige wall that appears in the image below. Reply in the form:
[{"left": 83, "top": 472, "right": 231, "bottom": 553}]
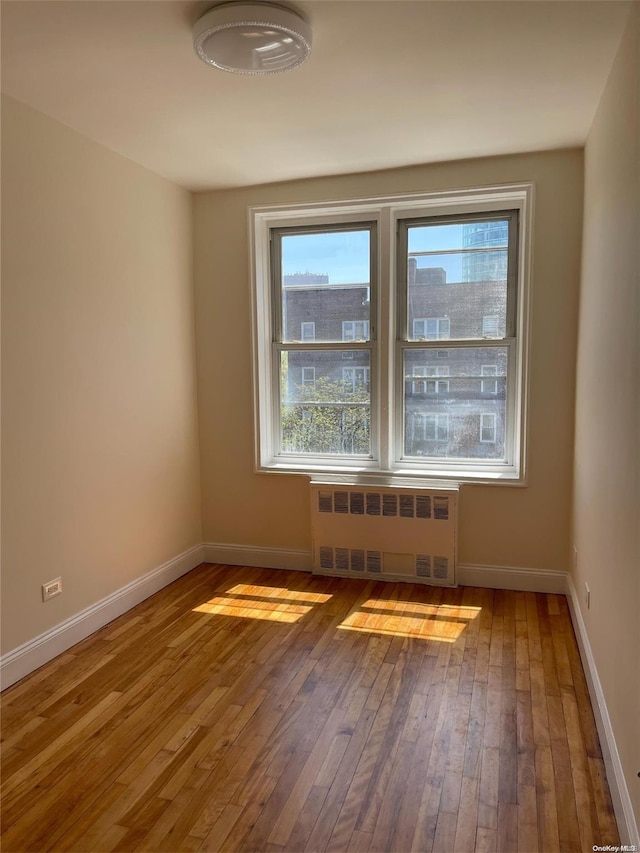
[
  {"left": 194, "top": 149, "right": 583, "bottom": 572},
  {"left": 1, "top": 96, "right": 202, "bottom": 654},
  {"left": 573, "top": 4, "right": 640, "bottom": 828}
]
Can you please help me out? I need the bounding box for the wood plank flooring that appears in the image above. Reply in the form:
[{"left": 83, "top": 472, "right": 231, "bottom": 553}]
[{"left": 1, "top": 564, "right": 619, "bottom": 852}]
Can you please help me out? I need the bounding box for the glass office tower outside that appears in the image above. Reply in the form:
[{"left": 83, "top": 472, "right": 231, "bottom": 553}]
[{"left": 462, "top": 221, "right": 509, "bottom": 282}]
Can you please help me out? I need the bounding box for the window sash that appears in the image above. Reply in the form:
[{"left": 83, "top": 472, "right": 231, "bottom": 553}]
[
  {"left": 397, "top": 210, "right": 519, "bottom": 343},
  {"left": 270, "top": 221, "right": 377, "bottom": 345}
]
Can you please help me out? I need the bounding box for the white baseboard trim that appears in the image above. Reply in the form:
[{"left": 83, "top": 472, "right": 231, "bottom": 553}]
[
  {"left": 457, "top": 562, "right": 569, "bottom": 593},
  {"left": 566, "top": 576, "right": 639, "bottom": 848},
  {"left": 202, "top": 542, "right": 312, "bottom": 572},
  {"left": 0, "top": 544, "right": 205, "bottom": 691},
  {"left": 200, "top": 546, "right": 570, "bottom": 595}
]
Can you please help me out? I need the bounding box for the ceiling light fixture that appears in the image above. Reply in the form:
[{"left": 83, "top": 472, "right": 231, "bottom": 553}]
[{"left": 193, "top": 2, "right": 312, "bottom": 75}]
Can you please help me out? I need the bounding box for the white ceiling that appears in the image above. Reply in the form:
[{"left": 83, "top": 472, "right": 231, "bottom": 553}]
[{"left": 1, "top": 0, "right": 632, "bottom": 191}]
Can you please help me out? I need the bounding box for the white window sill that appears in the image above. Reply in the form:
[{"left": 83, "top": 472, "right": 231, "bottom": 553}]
[{"left": 256, "top": 461, "right": 526, "bottom": 487}]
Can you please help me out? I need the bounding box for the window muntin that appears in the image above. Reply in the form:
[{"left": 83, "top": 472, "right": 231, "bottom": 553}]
[{"left": 252, "top": 188, "right": 529, "bottom": 481}]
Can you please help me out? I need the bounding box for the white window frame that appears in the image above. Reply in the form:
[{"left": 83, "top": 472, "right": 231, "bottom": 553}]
[
  {"left": 250, "top": 183, "right": 533, "bottom": 484},
  {"left": 480, "top": 413, "right": 497, "bottom": 443},
  {"left": 481, "top": 365, "right": 498, "bottom": 395}
]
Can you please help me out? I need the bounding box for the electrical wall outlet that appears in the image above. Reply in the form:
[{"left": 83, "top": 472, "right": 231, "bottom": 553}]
[
  {"left": 42, "top": 577, "right": 62, "bottom": 601},
  {"left": 584, "top": 582, "right": 590, "bottom": 610}
]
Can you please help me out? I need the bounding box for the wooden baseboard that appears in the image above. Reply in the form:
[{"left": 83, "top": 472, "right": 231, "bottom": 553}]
[{"left": 0, "top": 544, "right": 205, "bottom": 690}]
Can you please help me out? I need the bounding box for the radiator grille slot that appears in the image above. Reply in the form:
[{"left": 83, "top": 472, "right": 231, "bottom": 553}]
[
  {"left": 350, "top": 549, "right": 365, "bottom": 572},
  {"left": 319, "top": 546, "right": 333, "bottom": 570},
  {"left": 382, "top": 494, "right": 398, "bottom": 517},
  {"left": 416, "top": 554, "right": 432, "bottom": 578},
  {"left": 434, "top": 556, "right": 449, "bottom": 579},
  {"left": 319, "top": 491, "right": 333, "bottom": 513},
  {"left": 416, "top": 495, "right": 432, "bottom": 519},
  {"left": 350, "top": 492, "right": 365, "bottom": 515},
  {"left": 433, "top": 497, "right": 449, "bottom": 520},
  {"left": 335, "top": 548, "right": 349, "bottom": 571},
  {"left": 366, "top": 493, "right": 381, "bottom": 516},
  {"left": 367, "top": 551, "right": 382, "bottom": 573},
  {"left": 399, "top": 494, "right": 415, "bottom": 518},
  {"left": 334, "top": 491, "right": 349, "bottom": 514}
]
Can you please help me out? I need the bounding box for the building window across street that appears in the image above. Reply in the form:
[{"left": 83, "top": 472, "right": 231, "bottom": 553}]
[
  {"left": 481, "top": 365, "right": 498, "bottom": 394},
  {"left": 413, "top": 413, "right": 449, "bottom": 442},
  {"left": 300, "top": 321, "right": 315, "bottom": 342},
  {"left": 342, "top": 320, "right": 370, "bottom": 341},
  {"left": 251, "top": 184, "right": 531, "bottom": 482},
  {"left": 480, "top": 413, "right": 498, "bottom": 443},
  {"left": 413, "top": 317, "right": 450, "bottom": 340},
  {"left": 411, "top": 366, "right": 450, "bottom": 395},
  {"left": 301, "top": 366, "right": 316, "bottom": 387}
]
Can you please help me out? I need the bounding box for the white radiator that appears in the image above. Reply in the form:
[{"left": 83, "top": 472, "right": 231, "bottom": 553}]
[{"left": 310, "top": 484, "right": 458, "bottom": 587}]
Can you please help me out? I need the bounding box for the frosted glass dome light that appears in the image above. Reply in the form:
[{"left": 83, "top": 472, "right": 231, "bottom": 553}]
[{"left": 193, "top": 2, "right": 312, "bottom": 75}]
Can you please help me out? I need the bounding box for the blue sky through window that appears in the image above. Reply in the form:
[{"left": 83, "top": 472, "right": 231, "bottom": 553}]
[{"left": 282, "top": 222, "right": 508, "bottom": 285}]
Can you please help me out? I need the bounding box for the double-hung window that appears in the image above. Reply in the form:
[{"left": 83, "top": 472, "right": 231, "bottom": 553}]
[{"left": 251, "top": 184, "right": 531, "bottom": 482}]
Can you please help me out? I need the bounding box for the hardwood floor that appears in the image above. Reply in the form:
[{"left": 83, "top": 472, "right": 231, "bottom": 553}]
[{"left": 1, "top": 564, "right": 619, "bottom": 852}]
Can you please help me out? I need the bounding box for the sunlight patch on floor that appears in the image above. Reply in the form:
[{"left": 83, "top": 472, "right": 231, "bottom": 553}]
[
  {"left": 338, "top": 599, "right": 481, "bottom": 642},
  {"left": 193, "top": 584, "right": 332, "bottom": 623}
]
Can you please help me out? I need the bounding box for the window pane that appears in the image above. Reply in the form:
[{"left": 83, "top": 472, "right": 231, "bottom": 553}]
[
  {"left": 404, "top": 348, "right": 507, "bottom": 459},
  {"left": 280, "top": 230, "right": 371, "bottom": 343},
  {"left": 406, "top": 220, "right": 509, "bottom": 341},
  {"left": 280, "top": 351, "right": 371, "bottom": 456}
]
